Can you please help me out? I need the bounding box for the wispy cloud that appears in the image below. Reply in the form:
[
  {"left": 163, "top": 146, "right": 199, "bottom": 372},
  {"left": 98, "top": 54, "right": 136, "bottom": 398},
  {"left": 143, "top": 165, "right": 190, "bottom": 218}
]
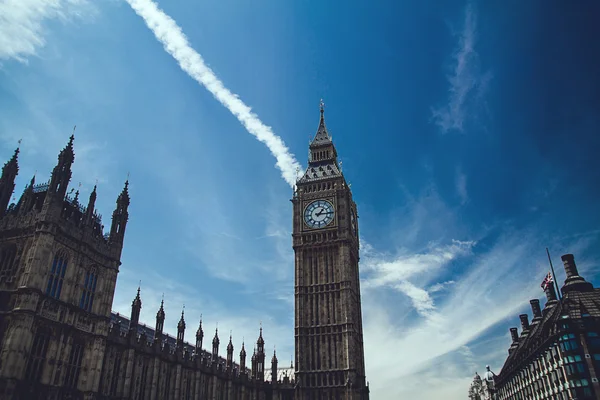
[
  {"left": 125, "top": 0, "right": 302, "bottom": 187},
  {"left": 432, "top": 2, "right": 491, "bottom": 134},
  {"left": 456, "top": 167, "right": 469, "bottom": 204},
  {"left": 362, "top": 235, "right": 542, "bottom": 398},
  {"left": 0, "top": 0, "right": 91, "bottom": 63},
  {"left": 362, "top": 239, "right": 475, "bottom": 291},
  {"left": 359, "top": 182, "right": 597, "bottom": 399}
]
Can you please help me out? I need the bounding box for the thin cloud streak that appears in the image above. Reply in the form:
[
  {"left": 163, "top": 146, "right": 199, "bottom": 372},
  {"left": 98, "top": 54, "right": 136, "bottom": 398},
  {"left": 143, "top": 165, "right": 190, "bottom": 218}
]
[
  {"left": 125, "top": 0, "right": 302, "bottom": 187},
  {"left": 432, "top": 2, "right": 491, "bottom": 134},
  {"left": 456, "top": 167, "right": 468, "bottom": 205}
]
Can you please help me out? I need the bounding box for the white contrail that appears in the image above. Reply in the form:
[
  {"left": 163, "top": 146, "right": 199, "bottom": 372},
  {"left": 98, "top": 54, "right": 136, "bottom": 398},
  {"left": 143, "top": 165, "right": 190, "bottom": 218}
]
[{"left": 125, "top": 0, "right": 302, "bottom": 187}]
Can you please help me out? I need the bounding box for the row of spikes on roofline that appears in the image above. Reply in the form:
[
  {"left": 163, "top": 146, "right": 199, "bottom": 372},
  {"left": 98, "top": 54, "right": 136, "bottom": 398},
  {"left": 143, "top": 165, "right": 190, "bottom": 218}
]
[
  {"left": 0, "top": 135, "right": 130, "bottom": 240},
  {"left": 128, "top": 287, "right": 287, "bottom": 372},
  {"left": 507, "top": 253, "right": 594, "bottom": 354}
]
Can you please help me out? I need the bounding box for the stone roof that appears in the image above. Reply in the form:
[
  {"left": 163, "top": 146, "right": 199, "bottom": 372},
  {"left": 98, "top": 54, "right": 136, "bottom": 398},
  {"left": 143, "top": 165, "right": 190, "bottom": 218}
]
[
  {"left": 498, "top": 287, "right": 600, "bottom": 380},
  {"left": 310, "top": 109, "right": 332, "bottom": 147},
  {"left": 298, "top": 163, "right": 341, "bottom": 183}
]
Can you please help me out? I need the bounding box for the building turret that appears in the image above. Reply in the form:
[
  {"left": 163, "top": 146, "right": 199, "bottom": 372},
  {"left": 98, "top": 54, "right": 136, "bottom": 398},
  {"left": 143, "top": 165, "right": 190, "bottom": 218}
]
[
  {"left": 561, "top": 254, "right": 593, "bottom": 294},
  {"left": 84, "top": 184, "right": 97, "bottom": 225},
  {"left": 155, "top": 299, "right": 165, "bottom": 342},
  {"left": 48, "top": 135, "right": 74, "bottom": 200},
  {"left": 109, "top": 180, "right": 129, "bottom": 245},
  {"left": 176, "top": 308, "right": 186, "bottom": 349},
  {"left": 195, "top": 316, "right": 204, "bottom": 355},
  {"left": 0, "top": 147, "right": 19, "bottom": 217},
  {"left": 256, "top": 327, "right": 265, "bottom": 381},
  {"left": 257, "top": 327, "right": 265, "bottom": 352},
  {"left": 543, "top": 280, "right": 558, "bottom": 310},
  {"left": 251, "top": 348, "right": 257, "bottom": 378},
  {"left": 240, "top": 341, "right": 247, "bottom": 372},
  {"left": 129, "top": 286, "right": 142, "bottom": 331},
  {"left": 271, "top": 348, "right": 278, "bottom": 384},
  {"left": 212, "top": 328, "right": 220, "bottom": 362},
  {"left": 226, "top": 334, "right": 234, "bottom": 369},
  {"left": 16, "top": 174, "right": 35, "bottom": 214}
]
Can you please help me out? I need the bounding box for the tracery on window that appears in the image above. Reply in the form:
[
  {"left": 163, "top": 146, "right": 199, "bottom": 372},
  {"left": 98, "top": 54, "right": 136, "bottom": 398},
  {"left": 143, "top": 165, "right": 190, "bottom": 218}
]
[
  {"left": 46, "top": 250, "right": 68, "bottom": 299},
  {"left": 64, "top": 339, "right": 84, "bottom": 388},
  {"left": 0, "top": 245, "right": 17, "bottom": 280},
  {"left": 79, "top": 268, "right": 98, "bottom": 313},
  {"left": 25, "top": 327, "right": 50, "bottom": 382}
]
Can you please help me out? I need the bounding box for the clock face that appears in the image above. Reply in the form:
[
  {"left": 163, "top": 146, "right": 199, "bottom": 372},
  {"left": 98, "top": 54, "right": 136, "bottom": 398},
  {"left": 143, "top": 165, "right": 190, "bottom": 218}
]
[{"left": 304, "top": 200, "right": 335, "bottom": 229}]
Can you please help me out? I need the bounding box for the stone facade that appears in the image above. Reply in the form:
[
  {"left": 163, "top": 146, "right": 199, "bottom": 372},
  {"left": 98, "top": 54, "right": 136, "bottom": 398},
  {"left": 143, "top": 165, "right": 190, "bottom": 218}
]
[
  {"left": 0, "top": 105, "right": 370, "bottom": 399},
  {"left": 0, "top": 137, "right": 296, "bottom": 399},
  {"left": 468, "top": 368, "right": 495, "bottom": 400},
  {"left": 291, "top": 104, "right": 369, "bottom": 400},
  {"left": 492, "top": 254, "right": 600, "bottom": 399}
]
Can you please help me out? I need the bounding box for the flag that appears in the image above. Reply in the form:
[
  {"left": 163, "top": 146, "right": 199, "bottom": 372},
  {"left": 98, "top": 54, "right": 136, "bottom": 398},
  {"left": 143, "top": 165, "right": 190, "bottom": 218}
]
[{"left": 541, "top": 272, "right": 553, "bottom": 290}]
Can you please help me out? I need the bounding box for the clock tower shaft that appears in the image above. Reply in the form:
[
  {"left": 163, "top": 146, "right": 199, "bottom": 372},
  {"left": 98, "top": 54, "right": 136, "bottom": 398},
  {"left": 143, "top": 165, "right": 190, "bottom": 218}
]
[{"left": 292, "top": 104, "right": 369, "bottom": 400}]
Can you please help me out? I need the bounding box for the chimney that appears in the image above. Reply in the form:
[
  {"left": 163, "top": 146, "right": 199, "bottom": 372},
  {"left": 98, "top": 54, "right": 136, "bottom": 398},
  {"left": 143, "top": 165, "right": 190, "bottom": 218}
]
[
  {"left": 530, "top": 299, "right": 542, "bottom": 323},
  {"left": 561, "top": 254, "right": 593, "bottom": 294},
  {"left": 508, "top": 327, "right": 519, "bottom": 354},
  {"left": 510, "top": 328, "right": 519, "bottom": 343},
  {"left": 519, "top": 314, "right": 530, "bottom": 336},
  {"left": 543, "top": 280, "right": 558, "bottom": 310}
]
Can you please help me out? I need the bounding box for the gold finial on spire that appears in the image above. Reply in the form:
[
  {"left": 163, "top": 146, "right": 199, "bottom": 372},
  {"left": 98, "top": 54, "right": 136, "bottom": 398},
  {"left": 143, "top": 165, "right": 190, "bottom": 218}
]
[
  {"left": 320, "top": 98, "right": 325, "bottom": 113},
  {"left": 17, "top": 138, "right": 22, "bottom": 146}
]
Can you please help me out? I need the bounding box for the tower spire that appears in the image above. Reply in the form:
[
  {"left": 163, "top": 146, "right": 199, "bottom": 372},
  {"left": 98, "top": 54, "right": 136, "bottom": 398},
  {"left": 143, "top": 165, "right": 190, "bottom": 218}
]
[
  {"left": 240, "top": 339, "right": 247, "bottom": 372},
  {"left": 226, "top": 333, "right": 234, "bottom": 369},
  {"left": 176, "top": 306, "right": 186, "bottom": 349},
  {"left": 16, "top": 173, "right": 35, "bottom": 214},
  {"left": 48, "top": 134, "right": 75, "bottom": 199},
  {"left": 212, "top": 326, "right": 220, "bottom": 361},
  {"left": 110, "top": 179, "right": 130, "bottom": 246},
  {"left": 0, "top": 144, "right": 20, "bottom": 217},
  {"left": 154, "top": 297, "right": 165, "bottom": 343},
  {"left": 85, "top": 183, "right": 97, "bottom": 225},
  {"left": 271, "top": 347, "right": 278, "bottom": 384},
  {"left": 129, "top": 285, "right": 142, "bottom": 331},
  {"left": 195, "top": 314, "right": 204, "bottom": 354},
  {"left": 311, "top": 98, "right": 332, "bottom": 145}
]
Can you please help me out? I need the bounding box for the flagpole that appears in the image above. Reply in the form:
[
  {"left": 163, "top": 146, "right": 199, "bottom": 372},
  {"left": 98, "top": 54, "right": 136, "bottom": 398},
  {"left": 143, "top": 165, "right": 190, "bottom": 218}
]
[{"left": 546, "top": 247, "right": 561, "bottom": 301}]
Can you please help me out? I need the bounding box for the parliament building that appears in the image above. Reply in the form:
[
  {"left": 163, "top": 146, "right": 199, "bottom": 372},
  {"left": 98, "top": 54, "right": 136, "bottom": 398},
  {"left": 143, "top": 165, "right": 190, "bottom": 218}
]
[{"left": 0, "top": 107, "right": 369, "bottom": 399}]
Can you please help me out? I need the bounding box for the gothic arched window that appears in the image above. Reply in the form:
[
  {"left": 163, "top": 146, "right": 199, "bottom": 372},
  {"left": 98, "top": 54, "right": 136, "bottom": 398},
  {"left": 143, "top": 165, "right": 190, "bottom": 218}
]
[
  {"left": 0, "top": 245, "right": 17, "bottom": 280},
  {"left": 46, "top": 250, "right": 68, "bottom": 299},
  {"left": 24, "top": 327, "right": 50, "bottom": 382},
  {"left": 79, "top": 269, "right": 98, "bottom": 313},
  {"left": 64, "top": 338, "right": 84, "bottom": 388}
]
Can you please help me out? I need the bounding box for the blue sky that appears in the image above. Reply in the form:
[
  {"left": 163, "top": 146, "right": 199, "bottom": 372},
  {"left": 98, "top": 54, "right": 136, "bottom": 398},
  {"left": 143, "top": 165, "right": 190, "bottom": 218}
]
[{"left": 1, "top": 0, "right": 600, "bottom": 398}]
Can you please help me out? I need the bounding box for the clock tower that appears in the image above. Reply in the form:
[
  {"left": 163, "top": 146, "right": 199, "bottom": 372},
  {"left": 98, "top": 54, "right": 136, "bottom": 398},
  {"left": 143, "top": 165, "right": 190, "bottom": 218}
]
[{"left": 292, "top": 102, "right": 369, "bottom": 400}]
